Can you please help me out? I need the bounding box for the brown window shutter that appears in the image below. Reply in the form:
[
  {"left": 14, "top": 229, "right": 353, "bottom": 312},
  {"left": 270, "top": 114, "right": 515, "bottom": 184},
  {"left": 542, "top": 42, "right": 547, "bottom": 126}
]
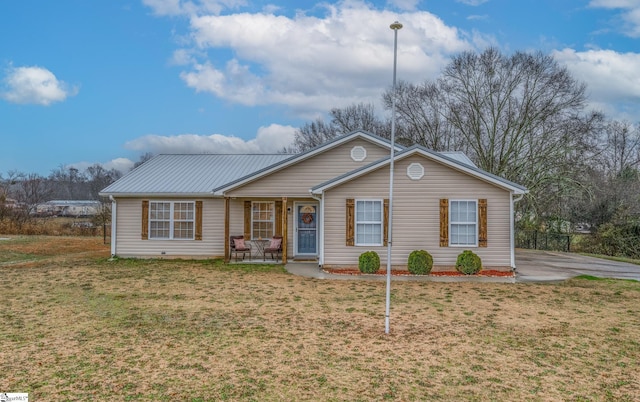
[
  {"left": 478, "top": 199, "right": 487, "bottom": 247},
  {"left": 141, "top": 200, "right": 149, "bottom": 240},
  {"left": 195, "top": 200, "right": 203, "bottom": 241},
  {"left": 383, "top": 198, "right": 389, "bottom": 246},
  {"left": 346, "top": 198, "right": 354, "bottom": 246},
  {"left": 439, "top": 199, "right": 448, "bottom": 247},
  {"left": 275, "top": 200, "right": 283, "bottom": 236},
  {"left": 244, "top": 201, "right": 252, "bottom": 239}
]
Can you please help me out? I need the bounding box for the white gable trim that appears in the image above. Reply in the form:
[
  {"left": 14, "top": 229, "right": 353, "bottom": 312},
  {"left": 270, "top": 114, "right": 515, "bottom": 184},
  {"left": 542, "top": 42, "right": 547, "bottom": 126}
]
[
  {"left": 213, "top": 130, "right": 402, "bottom": 196},
  {"left": 311, "top": 147, "right": 527, "bottom": 195}
]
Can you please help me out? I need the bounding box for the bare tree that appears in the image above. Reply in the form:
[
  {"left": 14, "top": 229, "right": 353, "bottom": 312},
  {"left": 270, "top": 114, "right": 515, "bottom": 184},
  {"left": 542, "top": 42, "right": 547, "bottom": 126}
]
[
  {"left": 289, "top": 103, "right": 390, "bottom": 153},
  {"left": 383, "top": 81, "right": 459, "bottom": 151},
  {"left": 10, "top": 172, "right": 53, "bottom": 223},
  {"left": 385, "top": 48, "right": 597, "bottom": 225},
  {"left": 330, "top": 103, "right": 388, "bottom": 137},
  {"left": 288, "top": 119, "right": 338, "bottom": 153},
  {"left": 599, "top": 120, "right": 640, "bottom": 177},
  {"left": 133, "top": 152, "right": 155, "bottom": 170},
  {"left": 86, "top": 164, "right": 122, "bottom": 200},
  {"left": 49, "top": 165, "right": 87, "bottom": 199}
]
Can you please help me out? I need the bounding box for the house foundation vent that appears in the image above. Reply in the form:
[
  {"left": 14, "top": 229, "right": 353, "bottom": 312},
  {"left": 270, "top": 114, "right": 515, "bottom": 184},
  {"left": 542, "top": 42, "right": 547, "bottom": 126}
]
[
  {"left": 407, "top": 162, "right": 424, "bottom": 180},
  {"left": 350, "top": 146, "right": 367, "bottom": 162}
]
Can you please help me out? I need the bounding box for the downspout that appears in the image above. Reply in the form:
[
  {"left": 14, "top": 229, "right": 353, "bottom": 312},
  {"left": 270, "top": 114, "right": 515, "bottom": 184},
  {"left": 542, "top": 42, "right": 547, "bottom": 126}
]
[
  {"left": 510, "top": 193, "right": 524, "bottom": 269},
  {"left": 311, "top": 193, "right": 323, "bottom": 267},
  {"left": 109, "top": 196, "right": 117, "bottom": 257}
]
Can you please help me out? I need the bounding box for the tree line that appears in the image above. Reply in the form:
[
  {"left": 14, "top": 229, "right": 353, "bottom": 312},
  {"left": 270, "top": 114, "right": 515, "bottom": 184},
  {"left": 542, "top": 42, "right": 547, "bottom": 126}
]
[
  {"left": 2, "top": 48, "right": 639, "bottom": 258},
  {"left": 288, "top": 48, "right": 640, "bottom": 258}
]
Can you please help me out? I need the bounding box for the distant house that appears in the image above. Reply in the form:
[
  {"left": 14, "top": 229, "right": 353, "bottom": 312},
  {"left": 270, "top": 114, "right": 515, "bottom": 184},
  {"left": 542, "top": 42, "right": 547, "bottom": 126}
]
[
  {"left": 1, "top": 197, "right": 22, "bottom": 211},
  {"left": 100, "top": 130, "right": 527, "bottom": 271},
  {"left": 36, "top": 200, "right": 102, "bottom": 217}
]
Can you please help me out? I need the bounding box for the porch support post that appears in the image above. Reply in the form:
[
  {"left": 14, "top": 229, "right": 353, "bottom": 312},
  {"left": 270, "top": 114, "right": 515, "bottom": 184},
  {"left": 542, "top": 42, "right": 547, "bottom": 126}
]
[
  {"left": 224, "top": 197, "right": 230, "bottom": 263},
  {"left": 282, "top": 197, "right": 288, "bottom": 264}
]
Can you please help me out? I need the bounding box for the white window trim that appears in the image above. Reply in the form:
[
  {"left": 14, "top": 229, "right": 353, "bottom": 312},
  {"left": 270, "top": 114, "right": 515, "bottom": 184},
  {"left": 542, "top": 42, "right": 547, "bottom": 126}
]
[
  {"left": 449, "top": 199, "right": 478, "bottom": 247},
  {"left": 149, "top": 201, "right": 195, "bottom": 240},
  {"left": 251, "top": 201, "right": 275, "bottom": 240},
  {"left": 355, "top": 198, "right": 383, "bottom": 246}
]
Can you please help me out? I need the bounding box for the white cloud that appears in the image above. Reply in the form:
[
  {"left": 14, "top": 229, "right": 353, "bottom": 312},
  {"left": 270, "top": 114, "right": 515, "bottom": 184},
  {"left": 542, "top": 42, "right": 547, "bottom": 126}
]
[
  {"left": 388, "top": 0, "right": 420, "bottom": 11},
  {"left": 554, "top": 48, "right": 640, "bottom": 101},
  {"left": 123, "top": 124, "right": 297, "bottom": 154},
  {"left": 70, "top": 158, "right": 135, "bottom": 175},
  {"left": 142, "top": 0, "right": 247, "bottom": 16},
  {"left": 553, "top": 48, "right": 640, "bottom": 119},
  {"left": 174, "top": 1, "right": 470, "bottom": 115},
  {"left": 1, "top": 65, "right": 78, "bottom": 106},
  {"left": 456, "top": 0, "right": 489, "bottom": 6},
  {"left": 589, "top": 0, "right": 640, "bottom": 37},
  {"left": 589, "top": 0, "right": 640, "bottom": 8}
]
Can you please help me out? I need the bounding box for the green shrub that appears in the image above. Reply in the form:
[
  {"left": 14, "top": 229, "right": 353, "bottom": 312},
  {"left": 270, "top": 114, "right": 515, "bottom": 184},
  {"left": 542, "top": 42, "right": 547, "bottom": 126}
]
[
  {"left": 358, "top": 251, "right": 380, "bottom": 274},
  {"left": 407, "top": 250, "right": 433, "bottom": 275},
  {"left": 455, "top": 250, "right": 482, "bottom": 275}
]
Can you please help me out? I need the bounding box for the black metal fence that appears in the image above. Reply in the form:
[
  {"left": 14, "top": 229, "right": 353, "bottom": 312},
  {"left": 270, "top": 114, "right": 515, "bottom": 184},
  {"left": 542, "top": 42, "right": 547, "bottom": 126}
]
[{"left": 516, "top": 230, "right": 571, "bottom": 252}]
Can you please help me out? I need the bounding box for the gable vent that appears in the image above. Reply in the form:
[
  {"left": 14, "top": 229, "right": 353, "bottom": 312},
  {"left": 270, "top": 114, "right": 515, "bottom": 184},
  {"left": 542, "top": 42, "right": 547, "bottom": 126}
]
[
  {"left": 407, "top": 162, "right": 424, "bottom": 180},
  {"left": 350, "top": 146, "right": 367, "bottom": 162}
]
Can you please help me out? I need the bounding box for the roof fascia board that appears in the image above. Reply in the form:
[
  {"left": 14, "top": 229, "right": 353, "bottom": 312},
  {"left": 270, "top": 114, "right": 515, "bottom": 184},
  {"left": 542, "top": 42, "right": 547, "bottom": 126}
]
[
  {"left": 213, "top": 130, "right": 402, "bottom": 196},
  {"left": 99, "top": 192, "right": 219, "bottom": 198},
  {"left": 311, "top": 147, "right": 527, "bottom": 195}
]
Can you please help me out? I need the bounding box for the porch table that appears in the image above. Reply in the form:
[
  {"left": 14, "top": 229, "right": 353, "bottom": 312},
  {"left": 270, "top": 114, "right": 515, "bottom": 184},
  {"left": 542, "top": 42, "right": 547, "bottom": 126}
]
[{"left": 250, "top": 239, "right": 269, "bottom": 259}]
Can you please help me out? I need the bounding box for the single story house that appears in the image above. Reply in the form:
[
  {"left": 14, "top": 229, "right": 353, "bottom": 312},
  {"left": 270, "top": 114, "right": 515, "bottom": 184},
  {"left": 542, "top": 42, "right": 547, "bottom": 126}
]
[{"left": 100, "top": 130, "right": 527, "bottom": 271}]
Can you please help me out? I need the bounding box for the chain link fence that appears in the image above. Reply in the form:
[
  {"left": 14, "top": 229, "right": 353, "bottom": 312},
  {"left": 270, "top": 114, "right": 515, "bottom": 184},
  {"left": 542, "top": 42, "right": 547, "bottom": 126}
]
[{"left": 516, "top": 230, "right": 571, "bottom": 252}]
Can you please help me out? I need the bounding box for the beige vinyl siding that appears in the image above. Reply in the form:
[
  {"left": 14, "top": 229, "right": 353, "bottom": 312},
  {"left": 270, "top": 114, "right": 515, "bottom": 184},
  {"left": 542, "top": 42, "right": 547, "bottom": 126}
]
[
  {"left": 323, "top": 154, "right": 513, "bottom": 269},
  {"left": 113, "top": 198, "right": 224, "bottom": 258},
  {"left": 227, "top": 138, "right": 390, "bottom": 198}
]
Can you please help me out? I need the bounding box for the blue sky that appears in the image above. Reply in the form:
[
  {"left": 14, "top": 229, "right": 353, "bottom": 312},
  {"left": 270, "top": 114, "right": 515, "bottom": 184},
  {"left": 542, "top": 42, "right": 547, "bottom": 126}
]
[{"left": 2, "top": 0, "right": 640, "bottom": 176}]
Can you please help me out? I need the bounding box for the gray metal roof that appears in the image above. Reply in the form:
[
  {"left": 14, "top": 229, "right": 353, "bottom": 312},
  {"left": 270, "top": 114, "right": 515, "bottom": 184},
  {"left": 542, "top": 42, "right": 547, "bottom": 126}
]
[
  {"left": 100, "top": 154, "right": 291, "bottom": 196},
  {"left": 439, "top": 151, "right": 476, "bottom": 167}
]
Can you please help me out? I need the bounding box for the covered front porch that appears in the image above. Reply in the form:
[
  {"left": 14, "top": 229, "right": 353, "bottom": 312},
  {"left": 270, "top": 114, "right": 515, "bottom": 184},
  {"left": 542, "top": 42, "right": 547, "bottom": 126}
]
[{"left": 223, "top": 197, "right": 320, "bottom": 264}]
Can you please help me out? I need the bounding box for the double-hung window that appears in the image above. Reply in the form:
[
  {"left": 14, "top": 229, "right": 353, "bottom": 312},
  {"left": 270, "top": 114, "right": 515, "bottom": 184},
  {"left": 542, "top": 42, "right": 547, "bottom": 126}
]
[
  {"left": 449, "top": 200, "right": 477, "bottom": 246},
  {"left": 355, "top": 199, "right": 383, "bottom": 246},
  {"left": 252, "top": 201, "right": 274, "bottom": 239},
  {"left": 149, "top": 201, "right": 194, "bottom": 240}
]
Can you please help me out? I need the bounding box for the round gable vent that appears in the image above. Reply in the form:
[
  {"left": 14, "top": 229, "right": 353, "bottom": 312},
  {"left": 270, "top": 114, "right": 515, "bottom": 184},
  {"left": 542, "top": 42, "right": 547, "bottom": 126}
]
[
  {"left": 350, "top": 146, "right": 367, "bottom": 162},
  {"left": 407, "top": 162, "right": 424, "bottom": 180}
]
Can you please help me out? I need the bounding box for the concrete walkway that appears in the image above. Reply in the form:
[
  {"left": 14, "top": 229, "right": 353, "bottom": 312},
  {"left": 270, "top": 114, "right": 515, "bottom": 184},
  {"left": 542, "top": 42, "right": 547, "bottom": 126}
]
[{"left": 285, "top": 249, "right": 640, "bottom": 283}]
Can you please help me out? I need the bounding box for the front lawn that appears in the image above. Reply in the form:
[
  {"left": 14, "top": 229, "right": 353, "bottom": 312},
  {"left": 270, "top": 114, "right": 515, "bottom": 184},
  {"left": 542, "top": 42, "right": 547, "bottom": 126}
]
[{"left": 1, "top": 236, "right": 639, "bottom": 400}]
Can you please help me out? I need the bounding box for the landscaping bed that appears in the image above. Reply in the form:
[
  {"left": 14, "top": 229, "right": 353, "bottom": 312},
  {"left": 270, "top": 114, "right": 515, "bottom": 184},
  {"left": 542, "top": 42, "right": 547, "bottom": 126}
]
[{"left": 323, "top": 268, "right": 515, "bottom": 277}]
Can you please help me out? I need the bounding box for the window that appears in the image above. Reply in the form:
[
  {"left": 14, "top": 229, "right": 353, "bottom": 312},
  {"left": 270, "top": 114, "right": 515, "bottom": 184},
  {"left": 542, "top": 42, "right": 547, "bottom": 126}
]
[
  {"left": 355, "top": 199, "right": 383, "bottom": 246},
  {"left": 252, "top": 201, "right": 274, "bottom": 239},
  {"left": 149, "top": 201, "right": 194, "bottom": 240},
  {"left": 449, "top": 200, "right": 477, "bottom": 246}
]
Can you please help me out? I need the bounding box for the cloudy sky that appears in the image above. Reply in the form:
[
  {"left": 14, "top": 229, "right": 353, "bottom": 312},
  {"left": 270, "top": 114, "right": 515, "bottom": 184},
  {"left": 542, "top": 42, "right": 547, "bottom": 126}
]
[{"left": 2, "top": 0, "right": 640, "bottom": 175}]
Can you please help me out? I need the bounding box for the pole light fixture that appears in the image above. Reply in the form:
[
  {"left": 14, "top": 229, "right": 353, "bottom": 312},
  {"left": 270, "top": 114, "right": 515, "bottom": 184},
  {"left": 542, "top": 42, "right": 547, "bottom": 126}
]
[{"left": 385, "top": 20, "right": 402, "bottom": 335}]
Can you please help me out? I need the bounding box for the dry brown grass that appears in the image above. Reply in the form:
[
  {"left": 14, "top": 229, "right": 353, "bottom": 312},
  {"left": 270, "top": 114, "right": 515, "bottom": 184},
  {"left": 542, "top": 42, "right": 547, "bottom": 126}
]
[
  {"left": 1, "top": 236, "right": 639, "bottom": 401},
  {"left": 0, "top": 217, "right": 108, "bottom": 237}
]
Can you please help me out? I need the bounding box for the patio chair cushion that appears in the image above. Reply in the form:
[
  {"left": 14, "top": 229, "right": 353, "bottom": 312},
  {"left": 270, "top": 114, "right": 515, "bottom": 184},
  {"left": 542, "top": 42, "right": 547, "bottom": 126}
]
[
  {"left": 233, "top": 238, "right": 246, "bottom": 249},
  {"left": 269, "top": 238, "right": 282, "bottom": 249}
]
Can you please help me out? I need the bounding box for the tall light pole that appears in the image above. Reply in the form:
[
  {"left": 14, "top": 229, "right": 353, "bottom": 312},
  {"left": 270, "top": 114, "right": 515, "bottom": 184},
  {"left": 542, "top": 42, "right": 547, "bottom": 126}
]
[{"left": 385, "top": 20, "right": 402, "bottom": 335}]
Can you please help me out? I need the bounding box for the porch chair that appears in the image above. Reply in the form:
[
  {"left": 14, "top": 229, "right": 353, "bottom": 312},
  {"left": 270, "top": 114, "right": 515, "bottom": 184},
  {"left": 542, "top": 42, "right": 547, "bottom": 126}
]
[
  {"left": 230, "top": 235, "right": 252, "bottom": 261},
  {"left": 263, "top": 236, "right": 283, "bottom": 262}
]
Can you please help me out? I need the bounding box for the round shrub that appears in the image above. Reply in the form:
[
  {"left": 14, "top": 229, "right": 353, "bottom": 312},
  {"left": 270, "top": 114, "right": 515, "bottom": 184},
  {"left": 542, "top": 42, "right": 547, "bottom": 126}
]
[
  {"left": 358, "top": 251, "right": 380, "bottom": 274},
  {"left": 407, "top": 250, "right": 433, "bottom": 275},
  {"left": 455, "top": 250, "right": 482, "bottom": 275}
]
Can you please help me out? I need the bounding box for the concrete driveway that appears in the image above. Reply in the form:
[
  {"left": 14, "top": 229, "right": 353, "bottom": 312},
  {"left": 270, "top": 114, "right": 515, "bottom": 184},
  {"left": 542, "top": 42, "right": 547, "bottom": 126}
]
[{"left": 515, "top": 249, "right": 640, "bottom": 282}]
